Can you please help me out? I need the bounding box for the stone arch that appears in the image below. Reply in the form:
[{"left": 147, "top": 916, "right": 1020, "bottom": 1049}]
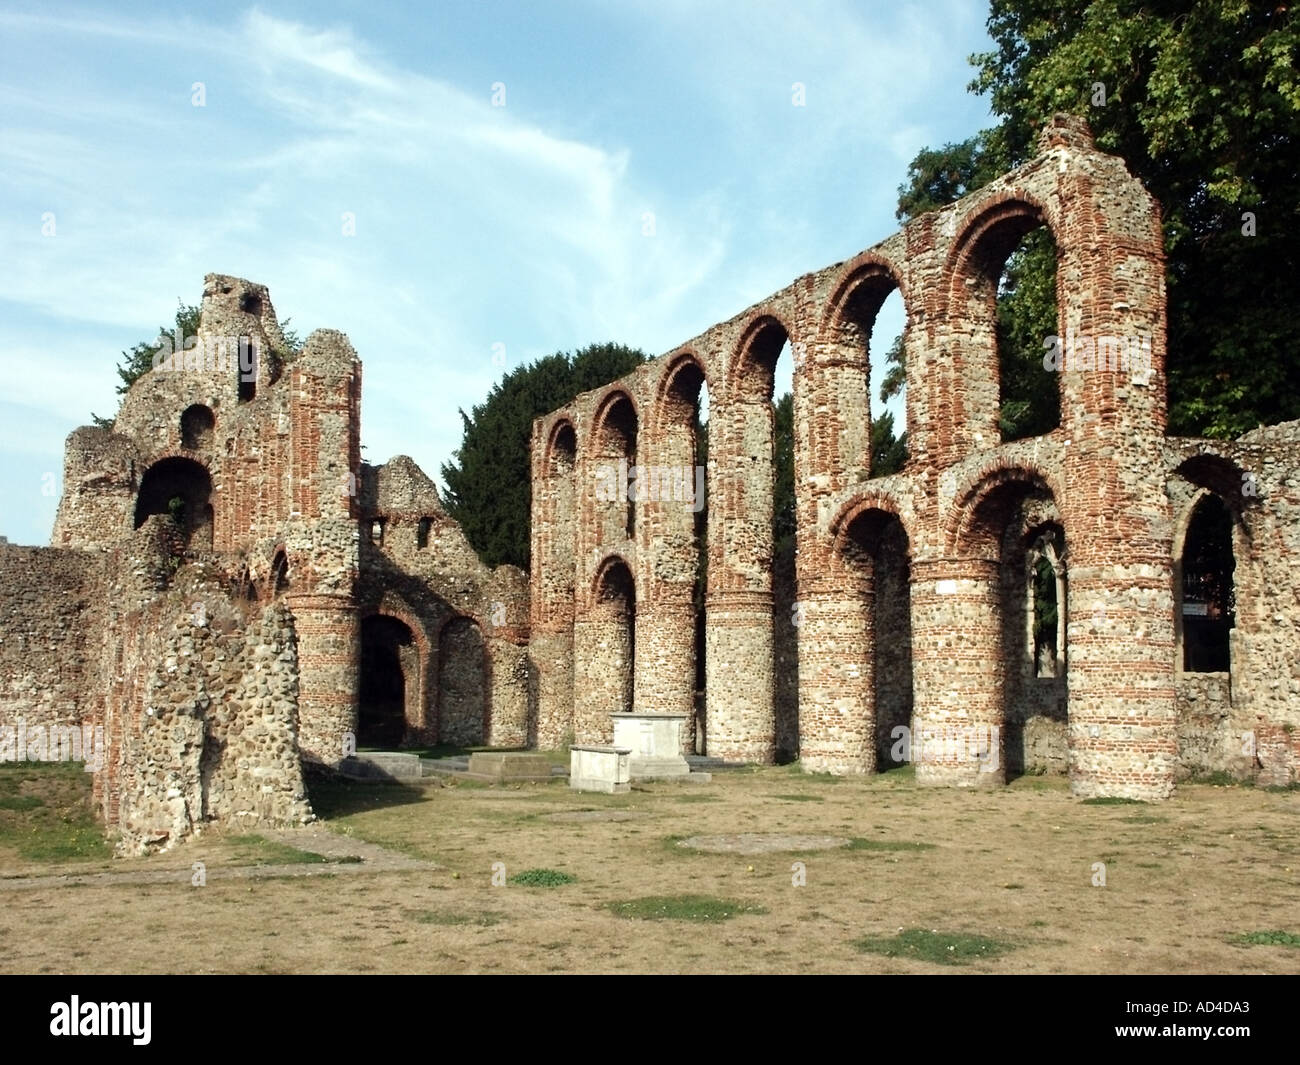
[
  {"left": 828, "top": 491, "right": 911, "bottom": 559},
  {"left": 652, "top": 351, "right": 709, "bottom": 434},
  {"left": 823, "top": 256, "right": 911, "bottom": 476},
  {"left": 644, "top": 352, "right": 710, "bottom": 750},
  {"left": 589, "top": 390, "right": 638, "bottom": 545},
  {"left": 944, "top": 192, "right": 1063, "bottom": 447},
  {"left": 437, "top": 615, "right": 488, "bottom": 747},
  {"left": 945, "top": 461, "right": 1065, "bottom": 559},
  {"left": 572, "top": 554, "right": 636, "bottom": 743},
  {"left": 1173, "top": 452, "right": 1253, "bottom": 512},
  {"left": 817, "top": 501, "right": 914, "bottom": 773},
  {"left": 728, "top": 312, "right": 794, "bottom": 401},
  {"left": 920, "top": 462, "right": 1067, "bottom": 786},
  {"left": 545, "top": 417, "right": 579, "bottom": 473},
  {"left": 133, "top": 455, "right": 214, "bottom": 552},
  {"left": 179, "top": 404, "right": 215, "bottom": 451},
  {"left": 358, "top": 598, "right": 434, "bottom": 744}
]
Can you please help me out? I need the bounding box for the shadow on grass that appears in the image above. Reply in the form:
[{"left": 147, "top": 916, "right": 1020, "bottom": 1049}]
[{"left": 304, "top": 765, "right": 432, "bottom": 821}]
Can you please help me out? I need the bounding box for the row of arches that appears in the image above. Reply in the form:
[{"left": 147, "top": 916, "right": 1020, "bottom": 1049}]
[
  {"left": 546, "top": 191, "right": 1074, "bottom": 499},
  {"left": 572, "top": 458, "right": 1240, "bottom": 773}
]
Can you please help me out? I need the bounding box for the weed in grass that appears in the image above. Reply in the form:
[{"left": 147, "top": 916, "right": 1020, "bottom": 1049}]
[
  {"left": 854, "top": 928, "right": 1015, "bottom": 966},
  {"left": 1081, "top": 797, "right": 1146, "bottom": 806},
  {"left": 0, "top": 796, "right": 44, "bottom": 811},
  {"left": 508, "top": 868, "right": 576, "bottom": 887},
  {"left": 1232, "top": 930, "right": 1300, "bottom": 948},
  {"left": 608, "top": 895, "right": 767, "bottom": 922}
]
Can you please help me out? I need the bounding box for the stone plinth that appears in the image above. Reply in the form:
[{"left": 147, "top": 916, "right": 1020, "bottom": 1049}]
[
  {"left": 612, "top": 713, "right": 691, "bottom": 779},
  {"left": 466, "top": 751, "right": 553, "bottom": 782},
  {"left": 569, "top": 745, "right": 631, "bottom": 794}
]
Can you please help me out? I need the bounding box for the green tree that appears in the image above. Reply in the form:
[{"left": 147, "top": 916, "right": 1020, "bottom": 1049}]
[
  {"left": 872, "top": 333, "right": 910, "bottom": 473},
  {"left": 899, "top": 0, "right": 1300, "bottom": 439},
  {"left": 91, "top": 301, "right": 201, "bottom": 427},
  {"left": 440, "top": 342, "right": 647, "bottom": 570}
]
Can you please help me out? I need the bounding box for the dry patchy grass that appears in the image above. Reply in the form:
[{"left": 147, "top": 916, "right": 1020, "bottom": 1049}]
[{"left": 0, "top": 762, "right": 1297, "bottom": 973}]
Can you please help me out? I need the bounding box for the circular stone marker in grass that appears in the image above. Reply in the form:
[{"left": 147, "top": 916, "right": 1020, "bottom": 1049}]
[{"left": 677, "top": 833, "right": 850, "bottom": 854}]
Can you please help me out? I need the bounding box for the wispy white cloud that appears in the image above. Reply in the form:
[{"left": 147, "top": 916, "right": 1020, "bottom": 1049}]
[{"left": 0, "top": 2, "right": 992, "bottom": 543}]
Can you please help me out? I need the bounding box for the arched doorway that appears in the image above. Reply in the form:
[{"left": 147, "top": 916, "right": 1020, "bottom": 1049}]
[{"left": 358, "top": 615, "right": 415, "bottom": 748}]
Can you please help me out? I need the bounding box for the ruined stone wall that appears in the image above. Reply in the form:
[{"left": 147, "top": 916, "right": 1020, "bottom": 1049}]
[
  {"left": 354, "top": 455, "right": 531, "bottom": 748},
  {"left": 530, "top": 114, "right": 1299, "bottom": 800},
  {"left": 11, "top": 271, "right": 531, "bottom": 855},
  {"left": 106, "top": 583, "right": 310, "bottom": 856},
  {"left": 1164, "top": 425, "right": 1300, "bottom": 785},
  {"left": 0, "top": 544, "right": 92, "bottom": 737}
]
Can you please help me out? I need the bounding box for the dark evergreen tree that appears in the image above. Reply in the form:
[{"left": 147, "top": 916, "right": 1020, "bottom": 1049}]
[{"left": 440, "top": 343, "right": 647, "bottom": 570}]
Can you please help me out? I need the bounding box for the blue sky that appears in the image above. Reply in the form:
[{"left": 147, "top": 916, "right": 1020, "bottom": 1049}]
[{"left": 0, "top": 1, "right": 996, "bottom": 545}]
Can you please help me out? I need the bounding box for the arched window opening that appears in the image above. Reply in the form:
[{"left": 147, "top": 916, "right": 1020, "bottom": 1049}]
[
  {"left": 595, "top": 560, "right": 636, "bottom": 717},
  {"left": 1027, "top": 526, "right": 1066, "bottom": 678},
  {"left": 270, "top": 551, "right": 289, "bottom": 596},
  {"left": 238, "top": 337, "right": 257, "bottom": 402},
  {"left": 996, "top": 227, "right": 1059, "bottom": 441},
  {"left": 180, "top": 404, "right": 215, "bottom": 451},
  {"left": 958, "top": 208, "right": 1061, "bottom": 443},
  {"left": 593, "top": 394, "right": 637, "bottom": 544},
  {"left": 868, "top": 289, "right": 908, "bottom": 476},
  {"left": 1182, "top": 495, "right": 1235, "bottom": 672},
  {"left": 835, "top": 272, "right": 908, "bottom": 477},
  {"left": 694, "top": 376, "right": 710, "bottom": 744},
  {"left": 657, "top": 356, "right": 709, "bottom": 752}
]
